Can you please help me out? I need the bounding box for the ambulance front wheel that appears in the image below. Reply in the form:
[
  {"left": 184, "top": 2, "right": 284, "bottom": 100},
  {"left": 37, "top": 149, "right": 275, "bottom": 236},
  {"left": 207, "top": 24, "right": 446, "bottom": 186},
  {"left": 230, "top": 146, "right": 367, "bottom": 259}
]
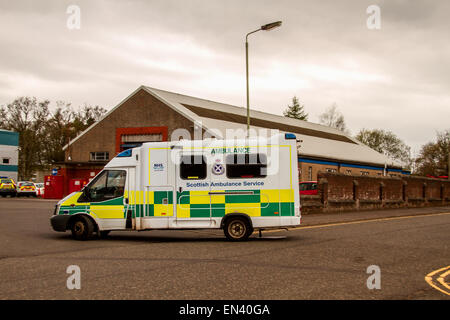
[
  {"left": 223, "top": 217, "right": 252, "bottom": 241},
  {"left": 70, "top": 216, "right": 95, "bottom": 241}
]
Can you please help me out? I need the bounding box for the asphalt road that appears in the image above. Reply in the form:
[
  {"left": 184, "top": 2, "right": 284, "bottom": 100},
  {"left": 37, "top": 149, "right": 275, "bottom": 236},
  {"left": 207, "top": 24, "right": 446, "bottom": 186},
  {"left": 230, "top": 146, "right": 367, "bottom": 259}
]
[{"left": 0, "top": 197, "right": 449, "bottom": 300}]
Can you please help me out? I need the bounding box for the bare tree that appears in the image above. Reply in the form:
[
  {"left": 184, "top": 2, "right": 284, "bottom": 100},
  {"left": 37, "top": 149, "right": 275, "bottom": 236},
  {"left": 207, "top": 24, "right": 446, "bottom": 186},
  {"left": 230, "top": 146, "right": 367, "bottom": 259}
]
[
  {"left": 414, "top": 129, "right": 450, "bottom": 177},
  {"left": 0, "top": 97, "right": 107, "bottom": 179},
  {"left": 1, "top": 97, "right": 50, "bottom": 179},
  {"left": 319, "top": 103, "right": 349, "bottom": 134},
  {"left": 356, "top": 128, "right": 412, "bottom": 169}
]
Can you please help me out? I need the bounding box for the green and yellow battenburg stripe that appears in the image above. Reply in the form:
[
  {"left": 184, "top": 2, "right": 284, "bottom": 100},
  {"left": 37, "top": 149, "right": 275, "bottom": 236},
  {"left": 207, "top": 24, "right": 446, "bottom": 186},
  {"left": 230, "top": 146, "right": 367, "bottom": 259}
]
[
  {"left": 58, "top": 189, "right": 295, "bottom": 219},
  {"left": 58, "top": 192, "right": 126, "bottom": 219},
  {"left": 127, "top": 189, "right": 295, "bottom": 219},
  {"left": 127, "top": 190, "right": 174, "bottom": 218}
]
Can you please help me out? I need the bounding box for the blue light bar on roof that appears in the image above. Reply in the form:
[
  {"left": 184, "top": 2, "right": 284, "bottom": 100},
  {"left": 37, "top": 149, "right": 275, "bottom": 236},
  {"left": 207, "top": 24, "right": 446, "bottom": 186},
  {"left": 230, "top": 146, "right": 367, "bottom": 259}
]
[
  {"left": 285, "top": 133, "right": 297, "bottom": 140},
  {"left": 117, "top": 149, "right": 132, "bottom": 157}
]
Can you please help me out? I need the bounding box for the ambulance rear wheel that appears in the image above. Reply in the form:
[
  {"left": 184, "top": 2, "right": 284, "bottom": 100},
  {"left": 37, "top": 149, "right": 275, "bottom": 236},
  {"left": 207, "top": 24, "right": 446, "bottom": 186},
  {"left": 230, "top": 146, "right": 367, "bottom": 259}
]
[
  {"left": 224, "top": 217, "right": 252, "bottom": 241},
  {"left": 71, "top": 216, "right": 94, "bottom": 241}
]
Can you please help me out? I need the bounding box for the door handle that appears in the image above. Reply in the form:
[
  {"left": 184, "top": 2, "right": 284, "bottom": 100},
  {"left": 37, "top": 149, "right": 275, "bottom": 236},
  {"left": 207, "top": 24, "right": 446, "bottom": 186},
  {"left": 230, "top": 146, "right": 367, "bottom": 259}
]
[
  {"left": 124, "top": 198, "right": 129, "bottom": 205},
  {"left": 178, "top": 186, "right": 183, "bottom": 193}
]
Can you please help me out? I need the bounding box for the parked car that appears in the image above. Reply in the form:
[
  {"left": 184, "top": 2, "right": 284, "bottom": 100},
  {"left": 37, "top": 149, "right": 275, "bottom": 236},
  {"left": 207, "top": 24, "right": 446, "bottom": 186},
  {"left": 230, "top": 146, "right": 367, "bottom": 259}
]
[
  {"left": 0, "top": 178, "right": 17, "bottom": 197},
  {"left": 299, "top": 181, "right": 318, "bottom": 195},
  {"left": 35, "top": 182, "right": 44, "bottom": 197},
  {"left": 16, "top": 181, "right": 37, "bottom": 197}
]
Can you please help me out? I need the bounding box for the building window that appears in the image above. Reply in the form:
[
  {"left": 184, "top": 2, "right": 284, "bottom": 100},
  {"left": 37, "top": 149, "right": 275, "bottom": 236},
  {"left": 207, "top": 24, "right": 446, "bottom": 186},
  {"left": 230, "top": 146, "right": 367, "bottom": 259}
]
[
  {"left": 226, "top": 153, "right": 267, "bottom": 179},
  {"left": 308, "top": 166, "right": 312, "bottom": 181},
  {"left": 90, "top": 152, "right": 109, "bottom": 161},
  {"left": 361, "top": 171, "right": 369, "bottom": 176},
  {"left": 120, "top": 133, "right": 162, "bottom": 151},
  {"left": 180, "top": 155, "right": 207, "bottom": 180},
  {"left": 2, "top": 158, "right": 10, "bottom": 164},
  {"left": 345, "top": 169, "right": 352, "bottom": 175},
  {"left": 326, "top": 168, "right": 337, "bottom": 173}
]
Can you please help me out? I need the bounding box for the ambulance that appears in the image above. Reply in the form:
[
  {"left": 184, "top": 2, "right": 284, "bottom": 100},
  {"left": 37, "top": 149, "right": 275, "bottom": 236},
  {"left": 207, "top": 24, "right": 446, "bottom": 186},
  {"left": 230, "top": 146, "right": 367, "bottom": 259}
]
[{"left": 50, "top": 133, "right": 301, "bottom": 241}]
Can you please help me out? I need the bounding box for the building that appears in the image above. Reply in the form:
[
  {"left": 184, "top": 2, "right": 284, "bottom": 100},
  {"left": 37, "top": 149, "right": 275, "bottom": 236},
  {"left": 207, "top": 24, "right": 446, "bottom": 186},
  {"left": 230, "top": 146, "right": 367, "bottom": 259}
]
[
  {"left": 60, "top": 85, "right": 406, "bottom": 196},
  {"left": 0, "top": 129, "right": 19, "bottom": 181}
]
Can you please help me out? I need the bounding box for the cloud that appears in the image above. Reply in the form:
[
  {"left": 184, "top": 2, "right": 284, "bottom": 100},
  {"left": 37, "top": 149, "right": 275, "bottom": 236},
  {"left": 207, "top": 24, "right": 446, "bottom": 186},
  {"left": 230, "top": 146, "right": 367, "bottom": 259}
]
[{"left": 0, "top": 0, "right": 449, "bottom": 152}]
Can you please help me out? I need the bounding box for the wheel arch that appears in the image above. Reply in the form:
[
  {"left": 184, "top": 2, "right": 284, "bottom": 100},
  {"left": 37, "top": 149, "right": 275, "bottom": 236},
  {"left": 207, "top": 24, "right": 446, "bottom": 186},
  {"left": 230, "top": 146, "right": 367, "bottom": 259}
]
[
  {"left": 220, "top": 213, "right": 253, "bottom": 230},
  {"left": 67, "top": 213, "right": 99, "bottom": 232}
]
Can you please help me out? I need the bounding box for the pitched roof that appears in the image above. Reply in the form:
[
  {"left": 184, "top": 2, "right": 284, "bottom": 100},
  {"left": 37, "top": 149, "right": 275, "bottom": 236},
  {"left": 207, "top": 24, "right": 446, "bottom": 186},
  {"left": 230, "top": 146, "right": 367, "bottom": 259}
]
[
  {"left": 145, "top": 86, "right": 403, "bottom": 168},
  {"left": 63, "top": 85, "right": 404, "bottom": 168}
]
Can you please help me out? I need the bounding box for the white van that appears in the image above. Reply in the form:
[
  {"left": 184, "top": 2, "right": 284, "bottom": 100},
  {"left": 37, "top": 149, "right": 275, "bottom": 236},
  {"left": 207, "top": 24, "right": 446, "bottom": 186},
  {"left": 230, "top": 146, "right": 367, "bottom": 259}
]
[{"left": 50, "top": 133, "right": 301, "bottom": 241}]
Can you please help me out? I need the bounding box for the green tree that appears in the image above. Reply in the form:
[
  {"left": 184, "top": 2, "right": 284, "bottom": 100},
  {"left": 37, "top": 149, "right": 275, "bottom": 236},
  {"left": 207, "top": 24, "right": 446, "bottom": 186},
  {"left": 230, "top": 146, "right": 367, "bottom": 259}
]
[
  {"left": 414, "top": 129, "right": 450, "bottom": 177},
  {"left": 283, "top": 96, "right": 308, "bottom": 121},
  {"left": 319, "top": 103, "right": 349, "bottom": 133},
  {"left": 355, "top": 129, "right": 412, "bottom": 168}
]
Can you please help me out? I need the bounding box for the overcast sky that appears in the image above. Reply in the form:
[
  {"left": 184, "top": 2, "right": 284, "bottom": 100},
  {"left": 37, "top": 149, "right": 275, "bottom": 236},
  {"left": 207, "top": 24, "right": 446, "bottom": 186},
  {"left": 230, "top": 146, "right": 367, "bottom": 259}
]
[{"left": 1, "top": 0, "right": 449, "bottom": 154}]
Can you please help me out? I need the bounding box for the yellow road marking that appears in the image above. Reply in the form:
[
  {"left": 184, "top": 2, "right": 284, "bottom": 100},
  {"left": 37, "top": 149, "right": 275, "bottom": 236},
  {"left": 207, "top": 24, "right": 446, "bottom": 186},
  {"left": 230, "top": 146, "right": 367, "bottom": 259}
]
[
  {"left": 437, "top": 270, "right": 450, "bottom": 291},
  {"left": 264, "top": 211, "right": 450, "bottom": 297},
  {"left": 265, "top": 211, "right": 450, "bottom": 233},
  {"left": 425, "top": 266, "right": 450, "bottom": 296}
]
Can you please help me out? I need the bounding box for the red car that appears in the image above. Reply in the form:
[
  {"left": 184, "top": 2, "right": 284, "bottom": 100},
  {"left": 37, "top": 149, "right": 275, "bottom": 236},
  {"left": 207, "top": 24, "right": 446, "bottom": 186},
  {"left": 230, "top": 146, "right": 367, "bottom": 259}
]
[{"left": 299, "top": 181, "right": 318, "bottom": 195}]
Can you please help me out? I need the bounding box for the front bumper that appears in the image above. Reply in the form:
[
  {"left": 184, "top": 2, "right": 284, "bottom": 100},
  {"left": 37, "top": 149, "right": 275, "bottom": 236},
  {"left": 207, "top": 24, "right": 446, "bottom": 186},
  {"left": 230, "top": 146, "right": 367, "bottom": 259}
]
[
  {"left": 17, "top": 191, "right": 36, "bottom": 195},
  {"left": 50, "top": 214, "right": 71, "bottom": 232},
  {"left": 0, "top": 188, "right": 16, "bottom": 195}
]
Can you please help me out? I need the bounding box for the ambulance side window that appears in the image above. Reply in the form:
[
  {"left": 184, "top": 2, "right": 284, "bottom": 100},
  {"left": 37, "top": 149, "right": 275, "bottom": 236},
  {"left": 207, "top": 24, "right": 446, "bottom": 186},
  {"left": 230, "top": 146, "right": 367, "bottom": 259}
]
[
  {"left": 226, "top": 153, "right": 267, "bottom": 179},
  {"left": 180, "top": 155, "right": 207, "bottom": 180},
  {"left": 79, "top": 170, "right": 126, "bottom": 202}
]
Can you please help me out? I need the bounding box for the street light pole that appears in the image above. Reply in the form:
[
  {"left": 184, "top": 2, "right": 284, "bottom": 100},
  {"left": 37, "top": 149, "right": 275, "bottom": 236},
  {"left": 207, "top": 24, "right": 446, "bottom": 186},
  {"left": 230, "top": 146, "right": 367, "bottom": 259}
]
[{"left": 245, "top": 21, "right": 282, "bottom": 138}]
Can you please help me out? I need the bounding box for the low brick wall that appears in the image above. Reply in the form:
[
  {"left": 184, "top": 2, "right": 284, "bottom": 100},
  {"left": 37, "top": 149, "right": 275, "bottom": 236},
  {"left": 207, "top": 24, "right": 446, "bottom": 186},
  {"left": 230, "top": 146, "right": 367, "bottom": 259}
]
[{"left": 301, "top": 172, "right": 450, "bottom": 214}]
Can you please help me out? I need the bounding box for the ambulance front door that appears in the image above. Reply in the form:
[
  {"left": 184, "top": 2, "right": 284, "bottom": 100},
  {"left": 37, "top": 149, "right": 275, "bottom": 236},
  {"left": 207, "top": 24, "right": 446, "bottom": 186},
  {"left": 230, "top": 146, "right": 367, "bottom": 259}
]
[
  {"left": 175, "top": 152, "right": 212, "bottom": 227},
  {"left": 86, "top": 169, "right": 128, "bottom": 230}
]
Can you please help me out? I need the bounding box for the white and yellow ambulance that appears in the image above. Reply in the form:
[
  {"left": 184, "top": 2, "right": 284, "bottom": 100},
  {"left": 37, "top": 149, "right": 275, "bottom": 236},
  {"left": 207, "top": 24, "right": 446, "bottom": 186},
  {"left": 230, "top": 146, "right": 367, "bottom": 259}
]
[{"left": 50, "top": 133, "right": 301, "bottom": 241}]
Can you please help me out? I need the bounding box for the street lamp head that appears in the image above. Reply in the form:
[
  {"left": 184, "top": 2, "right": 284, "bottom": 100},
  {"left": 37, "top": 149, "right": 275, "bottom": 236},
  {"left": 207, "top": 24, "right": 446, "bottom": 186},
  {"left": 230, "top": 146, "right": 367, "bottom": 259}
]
[{"left": 261, "top": 21, "right": 282, "bottom": 31}]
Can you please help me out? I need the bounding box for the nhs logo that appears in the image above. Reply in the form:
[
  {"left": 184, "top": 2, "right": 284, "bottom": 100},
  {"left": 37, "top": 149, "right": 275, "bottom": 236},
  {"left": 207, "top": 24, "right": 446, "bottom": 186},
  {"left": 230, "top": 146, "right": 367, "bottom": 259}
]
[{"left": 153, "top": 163, "right": 164, "bottom": 171}]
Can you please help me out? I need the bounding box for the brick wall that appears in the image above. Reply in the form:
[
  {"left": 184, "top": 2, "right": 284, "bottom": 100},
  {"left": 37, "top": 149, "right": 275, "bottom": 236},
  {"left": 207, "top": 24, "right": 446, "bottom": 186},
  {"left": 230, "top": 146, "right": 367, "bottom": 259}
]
[
  {"left": 301, "top": 172, "right": 450, "bottom": 214},
  {"left": 65, "top": 88, "right": 196, "bottom": 163}
]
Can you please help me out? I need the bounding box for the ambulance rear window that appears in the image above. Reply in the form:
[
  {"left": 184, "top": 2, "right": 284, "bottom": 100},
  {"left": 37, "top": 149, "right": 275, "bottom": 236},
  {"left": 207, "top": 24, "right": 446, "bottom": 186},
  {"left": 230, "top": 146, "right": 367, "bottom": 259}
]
[
  {"left": 180, "top": 155, "right": 207, "bottom": 180},
  {"left": 226, "top": 153, "right": 267, "bottom": 179}
]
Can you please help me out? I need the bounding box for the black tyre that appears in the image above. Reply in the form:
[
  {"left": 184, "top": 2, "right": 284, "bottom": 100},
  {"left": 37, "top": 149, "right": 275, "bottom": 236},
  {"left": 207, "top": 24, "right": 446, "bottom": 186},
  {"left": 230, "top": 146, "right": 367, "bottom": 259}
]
[
  {"left": 99, "top": 230, "right": 111, "bottom": 238},
  {"left": 71, "top": 216, "right": 95, "bottom": 241},
  {"left": 223, "top": 216, "right": 252, "bottom": 241}
]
